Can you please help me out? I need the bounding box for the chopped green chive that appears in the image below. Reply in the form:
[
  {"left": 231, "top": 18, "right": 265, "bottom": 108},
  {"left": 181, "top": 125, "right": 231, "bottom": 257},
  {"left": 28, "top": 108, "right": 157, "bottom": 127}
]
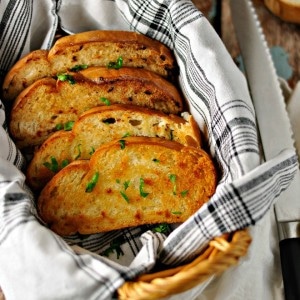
[
  {"left": 74, "top": 144, "right": 82, "bottom": 160},
  {"left": 89, "top": 146, "right": 95, "bottom": 156},
  {"left": 43, "top": 156, "right": 59, "bottom": 173},
  {"left": 43, "top": 157, "right": 69, "bottom": 173},
  {"left": 55, "top": 121, "right": 74, "bottom": 131},
  {"left": 85, "top": 172, "right": 99, "bottom": 193},
  {"left": 64, "top": 121, "right": 75, "bottom": 131},
  {"left": 107, "top": 56, "right": 123, "bottom": 69},
  {"left": 171, "top": 211, "right": 182, "bottom": 215},
  {"left": 152, "top": 158, "right": 160, "bottom": 163},
  {"left": 100, "top": 97, "right": 111, "bottom": 106},
  {"left": 119, "top": 139, "right": 126, "bottom": 149},
  {"left": 169, "top": 174, "right": 176, "bottom": 183},
  {"left": 123, "top": 180, "right": 130, "bottom": 190},
  {"left": 139, "top": 178, "right": 149, "bottom": 198},
  {"left": 120, "top": 191, "right": 129, "bottom": 203},
  {"left": 122, "top": 132, "right": 131, "bottom": 138},
  {"left": 116, "top": 179, "right": 130, "bottom": 202},
  {"left": 55, "top": 123, "right": 63, "bottom": 130},
  {"left": 152, "top": 223, "right": 170, "bottom": 234},
  {"left": 169, "top": 174, "right": 177, "bottom": 195},
  {"left": 180, "top": 190, "right": 189, "bottom": 197},
  {"left": 69, "top": 64, "right": 88, "bottom": 72},
  {"left": 57, "top": 73, "right": 76, "bottom": 84},
  {"left": 101, "top": 237, "right": 125, "bottom": 259},
  {"left": 61, "top": 159, "right": 69, "bottom": 168}
]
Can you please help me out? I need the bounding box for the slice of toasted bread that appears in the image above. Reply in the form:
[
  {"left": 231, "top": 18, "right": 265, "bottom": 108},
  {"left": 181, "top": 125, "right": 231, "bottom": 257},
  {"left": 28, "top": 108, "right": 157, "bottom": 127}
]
[
  {"left": 38, "top": 137, "right": 217, "bottom": 235},
  {"left": 2, "top": 30, "right": 176, "bottom": 102},
  {"left": 9, "top": 67, "right": 184, "bottom": 150},
  {"left": 26, "top": 104, "right": 201, "bottom": 191},
  {"left": 264, "top": 0, "right": 300, "bottom": 24}
]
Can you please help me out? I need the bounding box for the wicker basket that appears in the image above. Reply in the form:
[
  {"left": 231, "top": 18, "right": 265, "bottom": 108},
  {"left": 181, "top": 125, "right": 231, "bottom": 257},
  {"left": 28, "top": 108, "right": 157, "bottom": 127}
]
[{"left": 118, "top": 229, "right": 251, "bottom": 299}]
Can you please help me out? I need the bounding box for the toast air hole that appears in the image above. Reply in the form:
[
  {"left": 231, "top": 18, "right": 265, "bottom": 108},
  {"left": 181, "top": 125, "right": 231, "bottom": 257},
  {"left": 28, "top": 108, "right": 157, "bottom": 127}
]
[
  {"left": 160, "top": 55, "right": 166, "bottom": 61},
  {"left": 129, "top": 119, "right": 142, "bottom": 126},
  {"left": 102, "top": 118, "right": 116, "bottom": 124}
]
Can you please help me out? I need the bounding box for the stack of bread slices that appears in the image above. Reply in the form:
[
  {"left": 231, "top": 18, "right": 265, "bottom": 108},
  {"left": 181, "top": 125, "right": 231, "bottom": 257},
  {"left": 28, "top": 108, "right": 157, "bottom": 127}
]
[{"left": 3, "top": 30, "right": 217, "bottom": 236}]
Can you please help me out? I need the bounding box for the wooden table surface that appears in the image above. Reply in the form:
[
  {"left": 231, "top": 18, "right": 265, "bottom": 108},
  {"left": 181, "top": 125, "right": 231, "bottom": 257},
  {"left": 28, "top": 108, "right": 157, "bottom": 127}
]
[{"left": 193, "top": 0, "right": 300, "bottom": 89}]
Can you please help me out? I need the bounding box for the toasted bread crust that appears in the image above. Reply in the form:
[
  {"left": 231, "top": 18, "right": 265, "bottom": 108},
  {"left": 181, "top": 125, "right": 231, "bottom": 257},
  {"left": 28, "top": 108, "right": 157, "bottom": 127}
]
[
  {"left": 2, "top": 30, "right": 176, "bottom": 102},
  {"left": 264, "top": 0, "right": 300, "bottom": 24},
  {"left": 26, "top": 104, "right": 201, "bottom": 191},
  {"left": 38, "top": 137, "right": 217, "bottom": 235},
  {"left": 2, "top": 50, "right": 51, "bottom": 102},
  {"left": 9, "top": 67, "right": 184, "bottom": 149},
  {"left": 79, "top": 66, "right": 180, "bottom": 102}
]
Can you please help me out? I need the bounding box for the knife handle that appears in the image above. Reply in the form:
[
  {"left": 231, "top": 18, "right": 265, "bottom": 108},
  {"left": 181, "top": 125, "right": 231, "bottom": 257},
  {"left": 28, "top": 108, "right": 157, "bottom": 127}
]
[{"left": 279, "top": 238, "right": 300, "bottom": 300}]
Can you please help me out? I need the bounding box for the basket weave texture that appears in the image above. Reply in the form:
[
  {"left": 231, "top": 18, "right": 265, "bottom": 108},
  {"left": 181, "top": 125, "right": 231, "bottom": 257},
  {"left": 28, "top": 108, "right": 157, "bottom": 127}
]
[{"left": 118, "top": 229, "right": 251, "bottom": 299}]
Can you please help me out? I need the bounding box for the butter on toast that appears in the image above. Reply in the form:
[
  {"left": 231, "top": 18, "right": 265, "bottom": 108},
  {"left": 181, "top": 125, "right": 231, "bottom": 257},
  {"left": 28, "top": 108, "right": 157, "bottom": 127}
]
[
  {"left": 9, "top": 67, "right": 184, "bottom": 150},
  {"left": 2, "top": 30, "right": 176, "bottom": 102},
  {"left": 26, "top": 104, "right": 201, "bottom": 191},
  {"left": 38, "top": 137, "right": 217, "bottom": 235}
]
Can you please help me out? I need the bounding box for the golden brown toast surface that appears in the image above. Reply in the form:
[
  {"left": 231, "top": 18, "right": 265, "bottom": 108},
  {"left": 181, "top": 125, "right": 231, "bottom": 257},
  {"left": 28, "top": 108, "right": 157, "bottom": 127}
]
[
  {"left": 26, "top": 104, "right": 201, "bottom": 191},
  {"left": 9, "top": 67, "right": 183, "bottom": 149},
  {"left": 38, "top": 137, "right": 217, "bottom": 235},
  {"left": 2, "top": 30, "right": 176, "bottom": 102}
]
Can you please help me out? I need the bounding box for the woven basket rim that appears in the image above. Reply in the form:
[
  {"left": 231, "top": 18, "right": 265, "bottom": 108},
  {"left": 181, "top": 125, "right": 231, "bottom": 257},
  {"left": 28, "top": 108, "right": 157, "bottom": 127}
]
[{"left": 118, "top": 229, "right": 251, "bottom": 299}]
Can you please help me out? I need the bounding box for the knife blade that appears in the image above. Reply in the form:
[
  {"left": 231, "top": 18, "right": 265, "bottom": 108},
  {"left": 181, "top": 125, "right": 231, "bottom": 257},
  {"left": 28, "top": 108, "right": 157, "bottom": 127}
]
[{"left": 230, "top": 1, "right": 300, "bottom": 299}]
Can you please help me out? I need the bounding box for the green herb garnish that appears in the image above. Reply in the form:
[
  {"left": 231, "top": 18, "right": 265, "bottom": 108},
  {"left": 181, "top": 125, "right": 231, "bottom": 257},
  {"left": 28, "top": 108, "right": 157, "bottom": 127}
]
[
  {"left": 43, "top": 157, "right": 69, "bottom": 172},
  {"left": 43, "top": 156, "right": 59, "bottom": 173},
  {"left": 169, "top": 174, "right": 177, "bottom": 195},
  {"left": 89, "top": 146, "right": 95, "bottom": 156},
  {"left": 107, "top": 56, "right": 123, "bottom": 69},
  {"left": 64, "top": 121, "right": 75, "bottom": 131},
  {"left": 139, "top": 177, "right": 149, "bottom": 198},
  {"left": 152, "top": 158, "right": 160, "bottom": 163},
  {"left": 100, "top": 97, "right": 111, "bottom": 106},
  {"left": 101, "top": 237, "right": 125, "bottom": 259},
  {"left": 122, "top": 132, "right": 131, "bottom": 138},
  {"left": 119, "top": 139, "right": 126, "bottom": 149},
  {"left": 85, "top": 172, "right": 99, "bottom": 193},
  {"left": 116, "top": 179, "right": 130, "bottom": 202},
  {"left": 55, "top": 123, "right": 63, "bottom": 130},
  {"left": 123, "top": 180, "right": 130, "bottom": 190},
  {"left": 171, "top": 211, "right": 182, "bottom": 215},
  {"left": 180, "top": 190, "right": 189, "bottom": 197},
  {"left": 61, "top": 159, "right": 69, "bottom": 168},
  {"left": 57, "top": 73, "right": 76, "bottom": 84},
  {"left": 120, "top": 191, "right": 129, "bottom": 203},
  {"left": 55, "top": 121, "right": 74, "bottom": 131},
  {"left": 152, "top": 223, "right": 170, "bottom": 234},
  {"left": 55, "top": 121, "right": 75, "bottom": 131},
  {"left": 70, "top": 64, "right": 88, "bottom": 72},
  {"left": 74, "top": 144, "right": 82, "bottom": 160}
]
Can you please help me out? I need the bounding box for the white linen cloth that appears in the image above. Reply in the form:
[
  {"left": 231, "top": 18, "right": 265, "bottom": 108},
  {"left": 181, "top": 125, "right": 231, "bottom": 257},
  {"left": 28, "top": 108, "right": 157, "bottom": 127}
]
[{"left": 0, "top": 0, "right": 298, "bottom": 299}]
